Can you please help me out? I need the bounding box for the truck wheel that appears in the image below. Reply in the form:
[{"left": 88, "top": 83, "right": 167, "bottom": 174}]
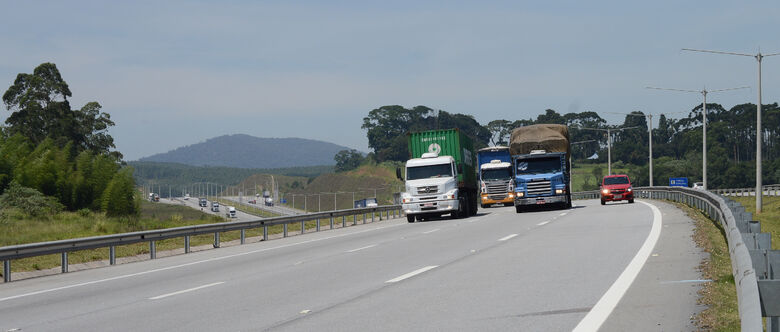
[
  {"left": 515, "top": 205, "right": 523, "bottom": 213},
  {"left": 407, "top": 215, "right": 416, "bottom": 223},
  {"left": 481, "top": 204, "right": 488, "bottom": 209}
]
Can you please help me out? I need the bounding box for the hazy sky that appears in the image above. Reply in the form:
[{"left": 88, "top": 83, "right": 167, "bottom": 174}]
[{"left": 1, "top": 1, "right": 779, "bottom": 160}]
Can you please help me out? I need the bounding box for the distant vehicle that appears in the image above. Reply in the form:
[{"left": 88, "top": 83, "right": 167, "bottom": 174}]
[
  {"left": 693, "top": 182, "right": 704, "bottom": 190},
  {"left": 149, "top": 193, "right": 155, "bottom": 202},
  {"left": 264, "top": 197, "right": 274, "bottom": 206},
  {"left": 601, "top": 174, "right": 634, "bottom": 205},
  {"left": 248, "top": 199, "right": 256, "bottom": 204},
  {"left": 184, "top": 194, "right": 190, "bottom": 200},
  {"left": 211, "top": 202, "right": 220, "bottom": 212},
  {"left": 199, "top": 198, "right": 208, "bottom": 207},
  {"left": 226, "top": 206, "right": 237, "bottom": 218},
  {"left": 354, "top": 198, "right": 378, "bottom": 208},
  {"left": 153, "top": 194, "right": 159, "bottom": 202}
]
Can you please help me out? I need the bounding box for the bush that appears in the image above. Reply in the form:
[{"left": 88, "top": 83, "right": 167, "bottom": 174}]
[
  {"left": 0, "top": 181, "right": 63, "bottom": 217},
  {"left": 101, "top": 168, "right": 140, "bottom": 217}
]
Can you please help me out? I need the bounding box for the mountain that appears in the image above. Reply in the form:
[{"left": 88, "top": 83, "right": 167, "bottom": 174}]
[{"left": 138, "top": 134, "right": 352, "bottom": 168}]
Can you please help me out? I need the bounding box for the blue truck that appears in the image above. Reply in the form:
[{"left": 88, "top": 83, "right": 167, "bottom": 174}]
[
  {"left": 509, "top": 124, "right": 572, "bottom": 212},
  {"left": 477, "top": 146, "right": 515, "bottom": 208}
]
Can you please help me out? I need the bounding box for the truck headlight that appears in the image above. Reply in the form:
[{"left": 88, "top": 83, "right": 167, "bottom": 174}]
[
  {"left": 555, "top": 189, "right": 564, "bottom": 194},
  {"left": 444, "top": 189, "right": 458, "bottom": 200},
  {"left": 516, "top": 192, "right": 524, "bottom": 198}
]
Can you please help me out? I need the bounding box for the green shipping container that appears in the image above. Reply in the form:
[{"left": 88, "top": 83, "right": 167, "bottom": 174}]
[{"left": 407, "top": 129, "right": 477, "bottom": 190}]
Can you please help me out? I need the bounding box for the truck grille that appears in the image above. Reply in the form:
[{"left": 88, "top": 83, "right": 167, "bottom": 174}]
[
  {"left": 526, "top": 180, "right": 551, "bottom": 196},
  {"left": 417, "top": 185, "right": 439, "bottom": 195},
  {"left": 485, "top": 180, "right": 510, "bottom": 200}
]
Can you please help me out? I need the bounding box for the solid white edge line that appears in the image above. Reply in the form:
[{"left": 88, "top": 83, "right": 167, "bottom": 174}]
[
  {"left": 572, "top": 200, "right": 662, "bottom": 332},
  {"left": 422, "top": 228, "right": 440, "bottom": 234},
  {"left": 346, "top": 244, "right": 377, "bottom": 253},
  {"left": 498, "top": 234, "right": 518, "bottom": 241},
  {"left": 537, "top": 221, "right": 550, "bottom": 226},
  {"left": 386, "top": 266, "right": 438, "bottom": 283},
  {"left": 149, "top": 281, "right": 224, "bottom": 300},
  {"left": 0, "top": 223, "right": 404, "bottom": 303}
]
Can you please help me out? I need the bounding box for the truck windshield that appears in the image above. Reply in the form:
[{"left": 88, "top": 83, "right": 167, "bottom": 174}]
[
  {"left": 407, "top": 164, "right": 453, "bottom": 180},
  {"left": 515, "top": 157, "right": 561, "bottom": 175},
  {"left": 481, "top": 167, "right": 513, "bottom": 180},
  {"left": 604, "top": 177, "right": 629, "bottom": 185}
]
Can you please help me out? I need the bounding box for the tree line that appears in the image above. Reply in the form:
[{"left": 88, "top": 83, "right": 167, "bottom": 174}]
[
  {"left": 359, "top": 103, "right": 780, "bottom": 189},
  {"left": 0, "top": 63, "right": 137, "bottom": 217}
]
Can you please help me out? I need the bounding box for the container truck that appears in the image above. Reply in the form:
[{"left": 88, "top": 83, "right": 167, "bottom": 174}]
[
  {"left": 510, "top": 124, "right": 572, "bottom": 212},
  {"left": 354, "top": 198, "right": 378, "bottom": 208},
  {"left": 477, "top": 146, "right": 515, "bottom": 208},
  {"left": 396, "top": 129, "right": 478, "bottom": 222}
]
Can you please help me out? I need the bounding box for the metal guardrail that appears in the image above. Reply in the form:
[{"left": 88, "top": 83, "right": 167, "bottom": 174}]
[
  {"left": 712, "top": 184, "right": 780, "bottom": 197},
  {"left": 1, "top": 205, "right": 402, "bottom": 283},
  {"left": 631, "top": 187, "right": 771, "bottom": 331}
]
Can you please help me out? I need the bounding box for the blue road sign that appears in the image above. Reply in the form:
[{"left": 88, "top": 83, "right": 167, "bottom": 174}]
[{"left": 669, "top": 177, "right": 688, "bottom": 187}]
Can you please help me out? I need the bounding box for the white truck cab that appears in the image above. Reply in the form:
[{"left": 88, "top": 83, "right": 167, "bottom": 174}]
[
  {"left": 401, "top": 152, "right": 460, "bottom": 222},
  {"left": 226, "top": 206, "right": 237, "bottom": 218}
]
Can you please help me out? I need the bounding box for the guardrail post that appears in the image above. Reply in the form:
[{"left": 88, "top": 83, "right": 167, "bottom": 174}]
[
  {"left": 214, "top": 232, "right": 220, "bottom": 248},
  {"left": 110, "top": 246, "right": 116, "bottom": 265},
  {"left": 3, "top": 260, "right": 9, "bottom": 282},
  {"left": 316, "top": 219, "right": 320, "bottom": 232},
  {"left": 372, "top": 211, "right": 375, "bottom": 222},
  {"left": 363, "top": 213, "right": 367, "bottom": 224},
  {"left": 330, "top": 217, "right": 334, "bottom": 229},
  {"left": 284, "top": 224, "right": 288, "bottom": 237},
  {"left": 240, "top": 229, "right": 246, "bottom": 244},
  {"left": 263, "top": 225, "right": 268, "bottom": 241},
  {"left": 353, "top": 214, "right": 357, "bottom": 226},
  {"left": 342, "top": 215, "right": 346, "bottom": 227},
  {"left": 185, "top": 236, "right": 191, "bottom": 253},
  {"left": 61, "top": 252, "right": 68, "bottom": 273},
  {"left": 150, "top": 241, "right": 156, "bottom": 259},
  {"left": 301, "top": 221, "right": 306, "bottom": 234}
]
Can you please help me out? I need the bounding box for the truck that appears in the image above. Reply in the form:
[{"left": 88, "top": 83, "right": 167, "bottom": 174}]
[
  {"left": 211, "top": 202, "right": 220, "bottom": 212},
  {"left": 353, "top": 198, "right": 378, "bottom": 208},
  {"left": 397, "top": 128, "right": 478, "bottom": 223},
  {"left": 262, "top": 190, "right": 274, "bottom": 206},
  {"left": 510, "top": 124, "right": 572, "bottom": 212},
  {"left": 477, "top": 146, "right": 515, "bottom": 208},
  {"left": 199, "top": 198, "right": 208, "bottom": 207},
  {"left": 225, "top": 206, "right": 237, "bottom": 218}
]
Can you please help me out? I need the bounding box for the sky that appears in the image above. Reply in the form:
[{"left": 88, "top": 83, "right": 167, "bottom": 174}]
[{"left": 1, "top": 1, "right": 779, "bottom": 160}]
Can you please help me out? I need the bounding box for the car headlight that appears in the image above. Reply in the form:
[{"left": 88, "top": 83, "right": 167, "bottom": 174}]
[
  {"left": 602, "top": 189, "right": 609, "bottom": 194},
  {"left": 627, "top": 187, "right": 632, "bottom": 192}
]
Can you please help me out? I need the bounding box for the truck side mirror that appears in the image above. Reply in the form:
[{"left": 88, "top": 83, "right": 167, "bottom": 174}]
[{"left": 396, "top": 167, "right": 403, "bottom": 180}]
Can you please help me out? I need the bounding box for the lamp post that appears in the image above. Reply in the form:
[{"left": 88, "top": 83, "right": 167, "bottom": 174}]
[
  {"left": 577, "top": 127, "right": 640, "bottom": 176},
  {"left": 646, "top": 86, "right": 749, "bottom": 190},
  {"left": 682, "top": 48, "right": 779, "bottom": 212}
]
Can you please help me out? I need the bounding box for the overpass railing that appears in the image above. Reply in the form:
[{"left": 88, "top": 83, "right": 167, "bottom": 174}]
[{"left": 1, "top": 205, "right": 402, "bottom": 283}]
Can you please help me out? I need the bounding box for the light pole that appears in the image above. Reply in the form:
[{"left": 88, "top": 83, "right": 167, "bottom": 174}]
[
  {"left": 577, "top": 127, "right": 639, "bottom": 175},
  {"left": 683, "top": 48, "right": 779, "bottom": 212},
  {"left": 646, "top": 86, "right": 749, "bottom": 190}
]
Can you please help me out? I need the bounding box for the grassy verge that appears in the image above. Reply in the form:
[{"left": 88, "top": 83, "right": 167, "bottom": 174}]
[
  {"left": 683, "top": 203, "right": 740, "bottom": 330},
  {"left": 1, "top": 200, "right": 392, "bottom": 275},
  {"left": 213, "top": 198, "right": 280, "bottom": 218},
  {"left": 730, "top": 196, "right": 780, "bottom": 249}
]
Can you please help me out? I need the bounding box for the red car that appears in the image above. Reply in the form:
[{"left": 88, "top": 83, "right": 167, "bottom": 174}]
[{"left": 601, "top": 174, "right": 634, "bottom": 205}]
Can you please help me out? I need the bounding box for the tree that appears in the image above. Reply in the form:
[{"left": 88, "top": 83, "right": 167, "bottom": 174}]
[
  {"left": 486, "top": 120, "right": 511, "bottom": 146},
  {"left": 101, "top": 168, "right": 139, "bottom": 217},
  {"left": 334, "top": 149, "right": 364, "bottom": 172},
  {"left": 2, "top": 63, "right": 119, "bottom": 157}
]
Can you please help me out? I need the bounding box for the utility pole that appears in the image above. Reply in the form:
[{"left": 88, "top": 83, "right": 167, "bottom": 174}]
[
  {"left": 683, "top": 47, "right": 779, "bottom": 212},
  {"left": 577, "top": 127, "right": 639, "bottom": 176},
  {"left": 647, "top": 86, "right": 748, "bottom": 190}
]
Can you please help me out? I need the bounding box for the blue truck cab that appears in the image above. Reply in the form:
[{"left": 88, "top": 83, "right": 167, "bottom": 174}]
[{"left": 513, "top": 151, "right": 571, "bottom": 211}]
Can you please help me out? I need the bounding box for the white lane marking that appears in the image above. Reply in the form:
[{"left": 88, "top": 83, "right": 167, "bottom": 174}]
[
  {"left": 148, "top": 281, "right": 224, "bottom": 300},
  {"left": 0, "top": 223, "right": 404, "bottom": 303},
  {"left": 300, "top": 309, "right": 311, "bottom": 314},
  {"left": 559, "top": 212, "right": 567, "bottom": 216},
  {"left": 498, "top": 234, "right": 518, "bottom": 241},
  {"left": 386, "top": 266, "right": 438, "bottom": 283},
  {"left": 422, "top": 228, "right": 440, "bottom": 234},
  {"left": 573, "top": 200, "right": 662, "bottom": 332},
  {"left": 346, "top": 244, "right": 377, "bottom": 253},
  {"left": 537, "top": 221, "right": 550, "bottom": 226}
]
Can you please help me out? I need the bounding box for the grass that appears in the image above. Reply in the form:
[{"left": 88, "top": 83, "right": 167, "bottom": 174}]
[
  {"left": 682, "top": 202, "right": 740, "bottom": 331},
  {"left": 0, "top": 200, "right": 395, "bottom": 276},
  {"left": 730, "top": 196, "right": 780, "bottom": 250},
  {"left": 571, "top": 162, "right": 630, "bottom": 192}
]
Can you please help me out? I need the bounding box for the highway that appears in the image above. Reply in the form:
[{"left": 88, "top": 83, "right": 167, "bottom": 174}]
[{"left": 0, "top": 199, "right": 705, "bottom": 331}]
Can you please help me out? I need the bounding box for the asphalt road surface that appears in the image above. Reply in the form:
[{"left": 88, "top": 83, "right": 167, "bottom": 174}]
[{"left": 0, "top": 199, "right": 705, "bottom": 331}]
